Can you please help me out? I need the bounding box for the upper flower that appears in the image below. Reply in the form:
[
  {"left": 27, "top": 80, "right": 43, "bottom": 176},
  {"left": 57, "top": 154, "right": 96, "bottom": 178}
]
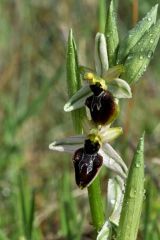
[{"left": 64, "top": 33, "right": 132, "bottom": 126}]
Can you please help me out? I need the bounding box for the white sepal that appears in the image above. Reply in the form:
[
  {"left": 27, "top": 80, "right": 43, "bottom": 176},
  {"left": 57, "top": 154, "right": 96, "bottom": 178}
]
[
  {"left": 107, "top": 176, "right": 125, "bottom": 226},
  {"left": 102, "top": 143, "right": 128, "bottom": 174},
  {"left": 97, "top": 221, "right": 111, "bottom": 240},
  {"left": 94, "top": 33, "right": 109, "bottom": 77},
  {"left": 99, "top": 149, "right": 127, "bottom": 179},
  {"left": 64, "top": 85, "right": 92, "bottom": 112},
  {"left": 108, "top": 78, "right": 132, "bottom": 99}
]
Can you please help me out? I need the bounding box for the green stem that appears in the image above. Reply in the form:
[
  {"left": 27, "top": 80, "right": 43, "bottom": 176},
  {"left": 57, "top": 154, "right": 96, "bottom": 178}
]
[{"left": 88, "top": 177, "right": 105, "bottom": 232}]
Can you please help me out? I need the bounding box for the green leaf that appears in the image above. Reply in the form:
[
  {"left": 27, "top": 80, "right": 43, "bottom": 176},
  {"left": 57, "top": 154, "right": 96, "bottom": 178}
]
[
  {"left": 66, "top": 29, "right": 84, "bottom": 134},
  {"left": 117, "top": 134, "right": 145, "bottom": 240},
  {"left": 105, "top": 0, "right": 119, "bottom": 67},
  {"left": 122, "top": 20, "right": 160, "bottom": 84},
  {"left": 117, "top": 4, "right": 158, "bottom": 63},
  {"left": 66, "top": 29, "right": 81, "bottom": 98}
]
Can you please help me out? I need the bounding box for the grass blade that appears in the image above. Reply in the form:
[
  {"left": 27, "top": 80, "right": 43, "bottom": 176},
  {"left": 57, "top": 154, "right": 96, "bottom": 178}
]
[
  {"left": 18, "top": 174, "right": 28, "bottom": 238},
  {"left": 28, "top": 190, "right": 36, "bottom": 240}
]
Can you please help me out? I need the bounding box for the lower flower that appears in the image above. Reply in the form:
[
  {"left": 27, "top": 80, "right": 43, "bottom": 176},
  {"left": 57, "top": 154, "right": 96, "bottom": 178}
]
[{"left": 49, "top": 125, "right": 128, "bottom": 188}]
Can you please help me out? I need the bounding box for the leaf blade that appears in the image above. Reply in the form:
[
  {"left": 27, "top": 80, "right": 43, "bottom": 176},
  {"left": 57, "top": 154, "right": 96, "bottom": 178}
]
[
  {"left": 117, "top": 4, "right": 158, "bottom": 63},
  {"left": 105, "top": 0, "right": 119, "bottom": 67},
  {"left": 66, "top": 29, "right": 84, "bottom": 133},
  {"left": 117, "top": 134, "right": 145, "bottom": 240},
  {"left": 122, "top": 20, "right": 160, "bottom": 84}
]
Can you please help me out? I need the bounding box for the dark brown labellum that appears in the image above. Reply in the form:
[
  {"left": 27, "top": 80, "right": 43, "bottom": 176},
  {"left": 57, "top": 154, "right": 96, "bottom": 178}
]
[
  {"left": 85, "top": 84, "right": 117, "bottom": 125},
  {"left": 73, "top": 139, "right": 103, "bottom": 188}
]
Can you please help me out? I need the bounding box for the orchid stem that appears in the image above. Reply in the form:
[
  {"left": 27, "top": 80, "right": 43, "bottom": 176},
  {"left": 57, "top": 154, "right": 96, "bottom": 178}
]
[
  {"left": 67, "top": 29, "right": 105, "bottom": 234},
  {"left": 88, "top": 177, "right": 105, "bottom": 232}
]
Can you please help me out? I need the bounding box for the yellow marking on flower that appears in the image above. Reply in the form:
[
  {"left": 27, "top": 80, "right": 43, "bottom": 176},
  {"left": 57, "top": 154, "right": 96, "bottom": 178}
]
[
  {"left": 99, "top": 79, "right": 107, "bottom": 90},
  {"left": 88, "top": 133, "right": 102, "bottom": 146},
  {"left": 84, "top": 72, "right": 107, "bottom": 90},
  {"left": 84, "top": 72, "right": 94, "bottom": 81}
]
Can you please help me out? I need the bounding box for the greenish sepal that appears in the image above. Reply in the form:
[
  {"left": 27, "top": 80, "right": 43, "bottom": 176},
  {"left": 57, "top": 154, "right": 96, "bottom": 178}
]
[
  {"left": 117, "top": 4, "right": 158, "bottom": 63},
  {"left": 100, "top": 127, "right": 123, "bottom": 143},
  {"left": 64, "top": 85, "right": 92, "bottom": 112},
  {"left": 105, "top": 0, "right": 119, "bottom": 66},
  {"left": 122, "top": 20, "right": 160, "bottom": 84},
  {"left": 108, "top": 78, "right": 132, "bottom": 98},
  {"left": 94, "top": 32, "right": 109, "bottom": 77},
  {"left": 117, "top": 134, "right": 145, "bottom": 240}
]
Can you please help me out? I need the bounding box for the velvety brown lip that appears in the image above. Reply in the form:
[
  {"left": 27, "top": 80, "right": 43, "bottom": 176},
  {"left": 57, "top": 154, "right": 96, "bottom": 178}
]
[
  {"left": 85, "top": 85, "right": 117, "bottom": 125},
  {"left": 73, "top": 148, "right": 103, "bottom": 188},
  {"left": 73, "top": 139, "right": 103, "bottom": 188}
]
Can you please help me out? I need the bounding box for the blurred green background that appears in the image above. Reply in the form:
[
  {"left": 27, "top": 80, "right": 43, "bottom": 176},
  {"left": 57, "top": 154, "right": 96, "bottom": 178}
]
[{"left": 0, "top": 0, "right": 159, "bottom": 239}]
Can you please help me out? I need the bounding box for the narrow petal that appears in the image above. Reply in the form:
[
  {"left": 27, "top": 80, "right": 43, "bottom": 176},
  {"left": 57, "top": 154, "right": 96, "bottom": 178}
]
[
  {"left": 94, "top": 33, "right": 109, "bottom": 77},
  {"left": 64, "top": 85, "right": 92, "bottom": 112},
  {"left": 100, "top": 126, "right": 123, "bottom": 142},
  {"left": 108, "top": 78, "right": 132, "bottom": 98},
  {"left": 49, "top": 144, "right": 82, "bottom": 153},
  {"left": 97, "top": 221, "right": 111, "bottom": 240},
  {"left": 49, "top": 135, "right": 85, "bottom": 153},
  {"left": 99, "top": 149, "right": 127, "bottom": 179},
  {"left": 107, "top": 176, "right": 125, "bottom": 226},
  {"left": 102, "top": 143, "right": 128, "bottom": 174},
  {"left": 103, "top": 65, "right": 125, "bottom": 81}
]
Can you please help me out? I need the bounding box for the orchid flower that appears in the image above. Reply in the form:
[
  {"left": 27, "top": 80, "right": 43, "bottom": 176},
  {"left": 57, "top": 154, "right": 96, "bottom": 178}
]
[
  {"left": 49, "top": 124, "right": 128, "bottom": 188},
  {"left": 64, "top": 33, "right": 132, "bottom": 126}
]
